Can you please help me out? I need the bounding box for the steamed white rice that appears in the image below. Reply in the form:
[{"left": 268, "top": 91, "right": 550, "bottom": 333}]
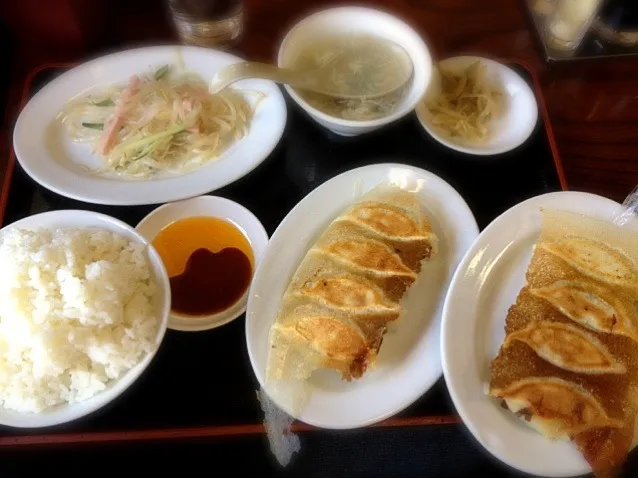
[{"left": 0, "top": 227, "right": 159, "bottom": 413}]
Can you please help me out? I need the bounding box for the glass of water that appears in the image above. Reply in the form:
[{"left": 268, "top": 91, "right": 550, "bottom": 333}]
[
  {"left": 545, "top": 0, "right": 603, "bottom": 51},
  {"left": 167, "top": 0, "right": 243, "bottom": 49}
]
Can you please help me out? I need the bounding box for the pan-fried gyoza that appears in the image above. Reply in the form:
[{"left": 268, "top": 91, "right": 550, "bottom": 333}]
[
  {"left": 490, "top": 209, "right": 638, "bottom": 477},
  {"left": 266, "top": 184, "right": 438, "bottom": 383}
]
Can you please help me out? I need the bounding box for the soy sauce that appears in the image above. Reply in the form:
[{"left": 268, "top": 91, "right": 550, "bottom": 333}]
[
  {"left": 151, "top": 216, "right": 254, "bottom": 317},
  {"left": 169, "top": 247, "right": 252, "bottom": 316}
]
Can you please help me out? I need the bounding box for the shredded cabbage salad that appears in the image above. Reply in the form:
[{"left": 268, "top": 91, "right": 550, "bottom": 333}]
[{"left": 58, "top": 64, "right": 265, "bottom": 178}]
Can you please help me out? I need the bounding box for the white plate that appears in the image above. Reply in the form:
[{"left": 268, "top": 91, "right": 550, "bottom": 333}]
[
  {"left": 13, "top": 45, "right": 287, "bottom": 206},
  {"left": 441, "top": 191, "right": 638, "bottom": 477},
  {"left": 0, "top": 210, "right": 170, "bottom": 428},
  {"left": 136, "top": 195, "right": 269, "bottom": 332},
  {"left": 416, "top": 56, "right": 538, "bottom": 156},
  {"left": 246, "top": 163, "right": 478, "bottom": 429}
]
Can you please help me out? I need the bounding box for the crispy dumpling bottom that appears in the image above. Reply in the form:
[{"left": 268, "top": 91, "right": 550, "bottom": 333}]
[{"left": 490, "top": 377, "right": 623, "bottom": 439}]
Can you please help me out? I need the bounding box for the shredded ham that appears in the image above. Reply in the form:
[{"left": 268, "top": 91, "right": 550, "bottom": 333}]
[
  {"left": 182, "top": 97, "right": 200, "bottom": 133},
  {"left": 57, "top": 64, "right": 259, "bottom": 179},
  {"left": 98, "top": 75, "right": 141, "bottom": 155},
  {"left": 175, "top": 84, "right": 209, "bottom": 101}
]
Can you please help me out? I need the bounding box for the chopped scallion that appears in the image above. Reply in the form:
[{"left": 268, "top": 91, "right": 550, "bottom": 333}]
[
  {"left": 93, "top": 99, "right": 114, "bottom": 107},
  {"left": 82, "top": 122, "right": 104, "bottom": 130},
  {"left": 154, "top": 65, "right": 170, "bottom": 80}
]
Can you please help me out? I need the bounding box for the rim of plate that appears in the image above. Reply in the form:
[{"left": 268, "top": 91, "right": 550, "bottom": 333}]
[
  {"left": 441, "top": 190, "right": 631, "bottom": 477},
  {"left": 12, "top": 45, "right": 287, "bottom": 206},
  {"left": 0, "top": 209, "right": 170, "bottom": 428},
  {"left": 415, "top": 55, "right": 538, "bottom": 156},
  {"left": 135, "top": 195, "right": 269, "bottom": 332},
  {"left": 246, "top": 162, "right": 479, "bottom": 429}
]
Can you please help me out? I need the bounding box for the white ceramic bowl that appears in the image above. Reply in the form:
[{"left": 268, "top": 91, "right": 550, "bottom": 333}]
[
  {"left": 0, "top": 210, "right": 171, "bottom": 428},
  {"left": 136, "top": 195, "right": 269, "bottom": 332},
  {"left": 277, "top": 6, "right": 433, "bottom": 137},
  {"left": 416, "top": 56, "right": 538, "bottom": 156}
]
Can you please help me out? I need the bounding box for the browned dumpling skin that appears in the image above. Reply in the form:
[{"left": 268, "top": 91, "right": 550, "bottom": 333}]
[
  {"left": 297, "top": 274, "right": 401, "bottom": 314},
  {"left": 504, "top": 321, "right": 626, "bottom": 375},
  {"left": 338, "top": 201, "right": 437, "bottom": 242},
  {"left": 574, "top": 426, "right": 635, "bottom": 478},
  {"left": 267, "top": 184, "right": 438, "bottom": 382},
  {"left": 540, "top": 238, "right": 638, "bottom": 290},
  {"left": 491, "top": 377, "right": 624, "bottom": 438},
  {"left": 287, "top": 315, "right": 368, "bottom": 363},
  {"left": 530, "top": 281, "right": 638, "bottom": 343},
  {"left": 489, "top": 209, "right": 638, "bottom": 477},
  {"left": 319, "top": 239, "right": 417, "bottom": 279}
]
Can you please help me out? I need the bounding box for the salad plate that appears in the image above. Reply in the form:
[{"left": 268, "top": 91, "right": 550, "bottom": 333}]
[{"left": 13, "top": 45, "right": 287, "bottom": 206}]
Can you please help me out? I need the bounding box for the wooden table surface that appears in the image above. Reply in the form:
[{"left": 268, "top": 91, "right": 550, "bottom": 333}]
[{"left": 1, "top": 0, "right": 637, "bottom": 203}]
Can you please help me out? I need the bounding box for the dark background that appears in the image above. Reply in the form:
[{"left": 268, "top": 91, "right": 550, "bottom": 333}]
[{"left": 1, "top": 1, "right": 638, "bottom": 476}]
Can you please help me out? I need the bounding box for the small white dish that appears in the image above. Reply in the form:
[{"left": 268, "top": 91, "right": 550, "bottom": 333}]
[
  {"left": 246, "top": 163, "right": 479, "bottom": 429},
  {"left": 136, "top": 195, "right": 269, "bottom": 332},
  {"left": 0, "top": 210, "right": 170, "bottom": 428},
  {"left": 13, "top": 45, "right": 287, "bottom": 206},
  {"left": 277, "top": 6, "right": 433, "bottom": 137},
  {"left": 416, "top": 56, "right": 538, "bottom": 156},
  {"left": 441, "top": 191, "right": 638, "bottom": 477}
]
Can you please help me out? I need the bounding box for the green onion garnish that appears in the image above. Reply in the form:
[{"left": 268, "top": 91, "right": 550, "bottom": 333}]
[
  {"left": 93, "top": 99, "right": 114, "bottom": 107},
  {"left": 154, "top": 65, "right": 170, "bottom": 80},
  {"left": 82, "top": 122, "right": 104, "bottom": 130}
]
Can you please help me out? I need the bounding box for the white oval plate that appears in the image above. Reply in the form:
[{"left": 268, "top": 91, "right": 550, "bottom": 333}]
[
  {"left": 13, "top": 45, "right": 287, "bottom": 206},
  {"left": 136, "top": 195, "right": 269, "bottom": 332},
  {"left": 246, "top": 163, "right": 479, "bottom": 429},
  {"left": 441, "top": 191, "right": 638, "bottom": 477},
  {"left": 416, "top": 56, "right": 538, "bottom": 156},
  {"left": 0, "top": 210, "right": 170, "bottom": 428}
]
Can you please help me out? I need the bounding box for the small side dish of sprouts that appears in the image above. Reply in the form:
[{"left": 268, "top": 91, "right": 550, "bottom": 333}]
[
  {"left": 425, "top": 61, "right": 504, "bottom": 144},
  {"left": 58, "top": 64, "right": 264, "bottom": 178}
]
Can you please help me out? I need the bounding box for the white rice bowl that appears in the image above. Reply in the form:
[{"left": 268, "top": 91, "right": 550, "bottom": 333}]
[{"left": 0, "top": 211, "right": 170, "bottom": 427}]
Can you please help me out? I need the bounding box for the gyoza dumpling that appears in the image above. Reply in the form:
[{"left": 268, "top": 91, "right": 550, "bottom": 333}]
[{"left": 266, "top": 184, "right": 438, "bottom": 382}]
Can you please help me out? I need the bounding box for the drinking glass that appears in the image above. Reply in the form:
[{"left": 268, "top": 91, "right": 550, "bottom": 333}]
[
  {"left": 545, "top": 0, "right": 603, "bottom": 51},
  {"left": 167, "top": 0, "right": 243, "bottom": 48}
]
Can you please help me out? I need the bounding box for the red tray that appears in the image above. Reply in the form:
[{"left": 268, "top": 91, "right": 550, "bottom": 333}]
[{"left": 0, "top": 60, "right": 565, "bottom": 448}]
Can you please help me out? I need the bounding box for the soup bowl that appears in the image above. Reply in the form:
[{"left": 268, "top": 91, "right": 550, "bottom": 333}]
[{"left": 277, "top": 6, "right": 433, "bottom": 137}]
